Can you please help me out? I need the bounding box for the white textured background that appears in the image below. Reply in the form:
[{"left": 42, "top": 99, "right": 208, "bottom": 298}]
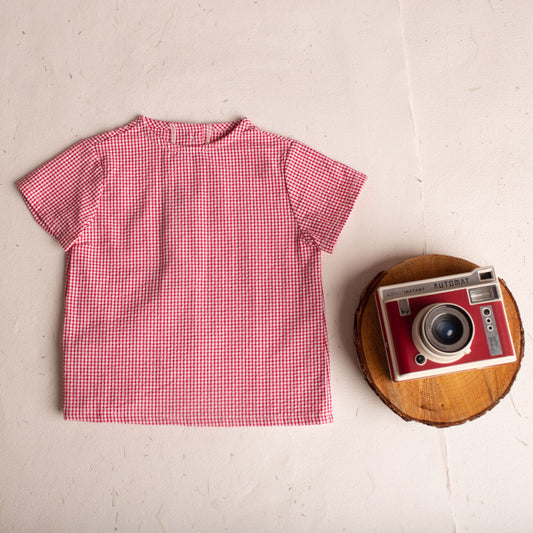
[{"left": 1, "top": 1, "right": 532, "bottom": 531}]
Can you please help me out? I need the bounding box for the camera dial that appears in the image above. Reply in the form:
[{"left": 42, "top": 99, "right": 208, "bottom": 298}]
[{"left": 412, "top": 304, "right": 475, "bottom": 364}]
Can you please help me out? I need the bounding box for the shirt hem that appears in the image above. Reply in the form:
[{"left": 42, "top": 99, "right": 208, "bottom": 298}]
[{"left": 63, "top": 412, "right": 334, "bottom": 427}]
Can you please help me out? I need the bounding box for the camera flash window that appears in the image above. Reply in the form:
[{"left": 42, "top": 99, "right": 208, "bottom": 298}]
[{"left": 469, "top": 285, "right": 498, "bottom": 304}]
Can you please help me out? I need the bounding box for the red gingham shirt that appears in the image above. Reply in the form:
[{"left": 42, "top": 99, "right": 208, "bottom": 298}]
[{"left": 17, "top": 115, "right": 367, "bottom": 425}]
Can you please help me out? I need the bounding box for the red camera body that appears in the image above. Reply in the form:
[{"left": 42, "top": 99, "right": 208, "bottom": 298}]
[{"left": 375, "top": 267, "right": 516, "bottom": 382}]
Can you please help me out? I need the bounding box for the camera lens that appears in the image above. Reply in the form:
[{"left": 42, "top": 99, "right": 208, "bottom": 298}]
[
  {"left": 433, "top": 315, "right": 464, "bottom": 345},
  {"left": 425, "top": 304, "right": 473, "bottom": 355},
  {"left": 412, "top": 303, "right": 475, "bottom": 364},
  {"left": 415, "top": 354, "right": 427, "bottom": 365}
]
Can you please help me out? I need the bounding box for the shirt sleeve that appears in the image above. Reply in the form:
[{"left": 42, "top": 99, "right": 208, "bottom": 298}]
[
  {"left": 284, "top": 140, "right": 367, "bottom": 253},
  {"left": 16, "top": 137, "right": 105, "bottom": 251}
]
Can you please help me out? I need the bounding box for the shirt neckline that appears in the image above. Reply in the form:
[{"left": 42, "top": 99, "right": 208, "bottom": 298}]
[{"left": 134, "top": 114, "right": 253, "bottom": 149}]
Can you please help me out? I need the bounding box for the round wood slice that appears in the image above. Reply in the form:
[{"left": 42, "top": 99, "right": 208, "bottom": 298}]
[{"left": 353, "top": 254, "right": 524, "bottom": 427}]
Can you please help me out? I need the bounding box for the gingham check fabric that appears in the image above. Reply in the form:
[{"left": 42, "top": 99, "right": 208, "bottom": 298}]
[{"left": 17, "top": 115, "right": 367, "bottom": 426}]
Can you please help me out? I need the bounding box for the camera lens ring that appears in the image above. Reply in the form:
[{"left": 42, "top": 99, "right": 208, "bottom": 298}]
[
  {"left": 412, "top": 304, "right": 475, "bottom": 364},
  {"left": 425, "top": 305, "right": 473, "bottom": 353}
]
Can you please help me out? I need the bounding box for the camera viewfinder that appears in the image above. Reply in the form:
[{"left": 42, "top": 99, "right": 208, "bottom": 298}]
[{"left": 479, "top": 270, "right": 494, "bottom": 281}]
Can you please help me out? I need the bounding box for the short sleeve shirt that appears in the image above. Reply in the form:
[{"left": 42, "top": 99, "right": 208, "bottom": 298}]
[{"left": 17, "top": 115, "right": 367, "bottom": 425}]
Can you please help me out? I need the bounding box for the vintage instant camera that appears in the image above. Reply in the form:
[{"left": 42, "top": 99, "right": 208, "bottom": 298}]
[{"left": 375, "top": 267, "right": 516, "bottom": 382}]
